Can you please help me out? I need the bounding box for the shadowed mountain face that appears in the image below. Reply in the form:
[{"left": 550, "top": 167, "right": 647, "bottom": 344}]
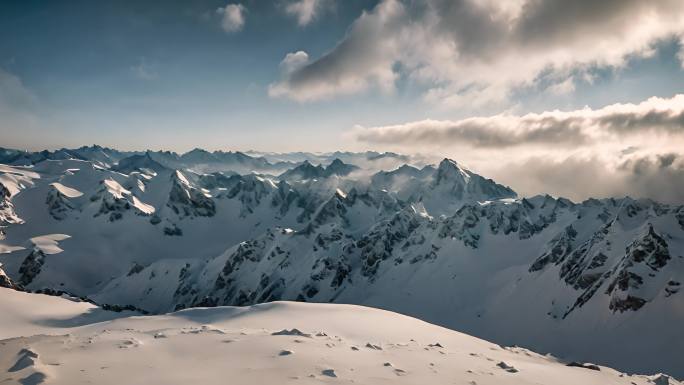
[{"left": 0, "top": 147, "right": 682, "bottom": 377}]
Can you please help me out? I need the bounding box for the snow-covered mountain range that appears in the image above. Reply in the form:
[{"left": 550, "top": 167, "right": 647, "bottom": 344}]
[{"left": 0, "top": 146, "right": 682, "bottom": 378}]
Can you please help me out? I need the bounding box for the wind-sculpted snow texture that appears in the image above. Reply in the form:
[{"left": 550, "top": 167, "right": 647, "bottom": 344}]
[
  {"left": 2, "top": 288, "right": 680, "bottom": 385},
  {"left": 0, "top": 146, "right": 682, "bottom": 377}
]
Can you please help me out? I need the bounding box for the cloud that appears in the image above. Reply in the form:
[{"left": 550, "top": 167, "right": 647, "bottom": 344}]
[
  {"left": 279, "top": 51, "right": 310, "bottom": 74},
  {"left": 269, "top": 0, "right": 404, "bottom": 101},
  {"left": 547, "top": 78, "right": 575, "bottom": 96},
  {"left": 350, "top": 93, "right": 684, "bottom": 203},
  {"left": 269, "top": 0, "right": 684, "bottom": 104},
  {"left": 217, "top": 3, "right": 246, "bottom": 33},
  {"left": 488, "top": 152, "right": 684, "bottom": 204},
  {"left": 354, "top": 94, "right": 684, "bottom": 148},
  {"left": 285, "top": 0, "right": 330, "bottom": 26}
]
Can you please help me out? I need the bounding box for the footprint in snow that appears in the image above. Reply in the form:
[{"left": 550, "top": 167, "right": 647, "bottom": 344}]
[
  {"left": 365, "top": 343, "right": 382, "bottom": 350},
  {"left": 19, "top": 372, "right": 47, "bottom": 385},
  {"left": 278, "top": 350, "right": 293, "bottom": 356},
  {"left": 321, "top": 369, "right": 337, "bottom": 377},
  {"left": 9, "top": 349, "right": 39, "bottom": 372}
]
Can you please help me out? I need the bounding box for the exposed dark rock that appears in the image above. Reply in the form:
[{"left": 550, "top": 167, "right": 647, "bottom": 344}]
[
  {"left": 127, "top": 262, "right": 145, "bottom": 276},
  {"left": 167, "top": 171, "right": 216, "bottom": 218},
  {"left": 0, "top": 266, "right": 19, "bottom": 289},
  {"left": 163, "top": 224, "right": 183, "bottom": 236},
  {"left": 566, "top": 362, "right": 600, "bottom": 371},
  {"left": 18, "top": 249, "right": 47, "bottom": 287}
]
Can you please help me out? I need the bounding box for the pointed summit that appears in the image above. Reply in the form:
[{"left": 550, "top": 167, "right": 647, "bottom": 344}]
[
  {"left": 434, "top": 158, "right": 470, "bottom": 185},
  {"left": 279, "top": 160, "right": 326, "bottom": 180},
  {"left": 113, "top": 152, "right": 167, "bottom": 174},
  {"left": 325, "top": 158, "right": 359, "bottom": 177},
  {"left": 181, "top": 148, "right": 216, "bottom": 163}
]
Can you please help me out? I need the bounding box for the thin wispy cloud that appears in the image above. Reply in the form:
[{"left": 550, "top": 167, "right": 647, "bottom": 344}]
[{"left": 285, "top": 0, "right": 330, "bottom": 27}]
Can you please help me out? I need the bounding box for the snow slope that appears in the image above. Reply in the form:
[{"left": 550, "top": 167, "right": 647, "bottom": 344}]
[
  {"left": 0, "top": 288, "right": 678, "bottom": 385},
  {"left": 0, "top": 288, "right": 128, "bottom": 339}
]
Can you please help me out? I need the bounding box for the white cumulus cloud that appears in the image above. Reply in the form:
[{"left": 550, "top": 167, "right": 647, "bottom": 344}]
[{"left": 217, "top": 3, "right": 246, "bottom": 33}]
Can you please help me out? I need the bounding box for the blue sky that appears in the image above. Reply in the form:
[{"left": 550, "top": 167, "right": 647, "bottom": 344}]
[
  {"left": 2, "top": 0, "right": 684, "bottom": 161},
  {"left": 1, "top": 0, "right": 387, "bottom": 151}
]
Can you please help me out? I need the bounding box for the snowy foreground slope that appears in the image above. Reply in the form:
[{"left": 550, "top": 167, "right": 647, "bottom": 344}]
[
  {"left": 0, "top": 288, "right": 678, "bottom": 385},
  {"left": 0, "top": 147, "right": 682, "bottom": 377}
]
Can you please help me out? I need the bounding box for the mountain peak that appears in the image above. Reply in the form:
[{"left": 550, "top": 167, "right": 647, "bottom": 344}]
[
  {"left": 434, "top": 158, "right": 470, "bottom": 185},
  {"left": 278, "top": 160, "right": 325, "bottom": 180},
  {"left": 437, "top": 158, "right": 465, "bottom": 173},
  {"left": 114, "top": 153, "right": 167, "bottom": 174},
  {"left": 438, "top": 158, "right": 458, "bottom": 167},
  {"left": 325, "top": 158, "right": 358, "bottom": 176}
]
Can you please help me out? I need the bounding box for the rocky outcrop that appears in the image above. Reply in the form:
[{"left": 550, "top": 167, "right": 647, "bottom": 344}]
[
  {"left": 607, "top": 225, "right": 671, "bottom": 312},
  {"left": 18, "top": 249, "right": 47, "bottom": 287},
  {"left": 278, "top": 159, "right": 359, "bottom": 181},
  {"left": 167, "top": 171, "right": 216, "bottom": 218},
  {"left": 46, "top": 187, "right": 76, "bottom": 220},
  {"left": 0, "top": 265, "right": 19, "bottom": 289},
  {"left": 0, "top": 182, "right": 21, "bottom": 227},
  {"left": 529, "top": 225, "right": 577, "bottom": 272}
]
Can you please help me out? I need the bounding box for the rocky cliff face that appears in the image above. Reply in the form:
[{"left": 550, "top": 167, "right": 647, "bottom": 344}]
[
  {"left": 18, "top": 249, "right": 47, "bottom": 287},
  {"left": 166, "top": 171, "right": 216, "bottom": 219},
  {"left": 46, "top": 186, "right": 77, "bottom": 220},
  {"left": 0, "top": 264, "right": 18, "bottom": 289},
  {"left": 0, "top": 182, "right": 21, "bottom": 228}
]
